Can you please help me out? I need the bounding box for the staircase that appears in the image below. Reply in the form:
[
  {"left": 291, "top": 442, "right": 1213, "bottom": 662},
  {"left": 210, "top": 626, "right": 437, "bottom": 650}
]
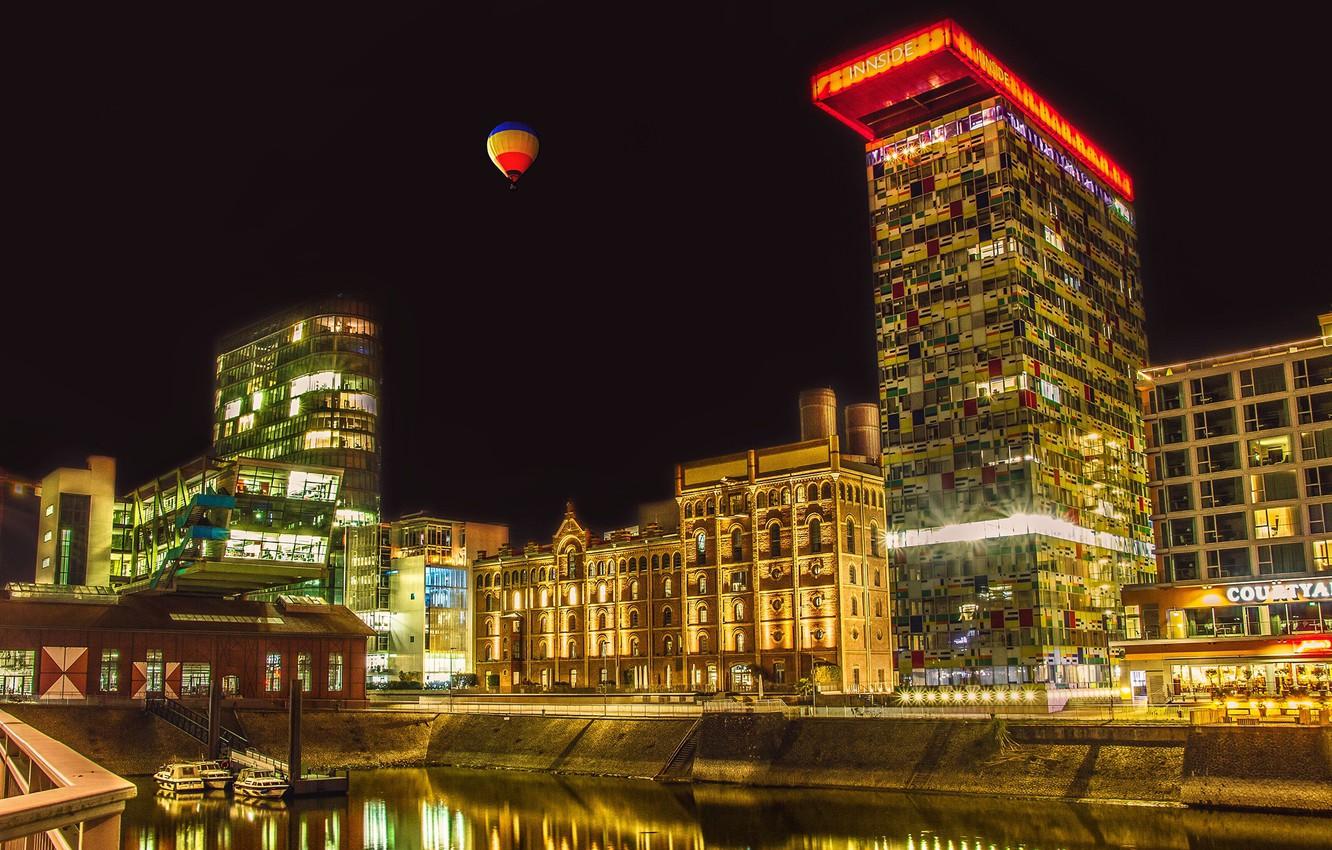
[
  {"left": 145, "top": 697, "right": 287, "bottom": 774},
  {"left": 656, "top": 719, "right": 701, "bottom": 781}
]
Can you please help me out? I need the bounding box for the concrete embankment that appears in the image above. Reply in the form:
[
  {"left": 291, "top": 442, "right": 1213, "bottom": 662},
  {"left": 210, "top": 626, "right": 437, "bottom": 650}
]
[{"left": 10, "top": 705, "right": 1332, "bottom": 814}]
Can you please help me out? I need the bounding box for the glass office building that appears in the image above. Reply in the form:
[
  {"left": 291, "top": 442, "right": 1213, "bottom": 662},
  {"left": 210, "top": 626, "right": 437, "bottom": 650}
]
[
  {"left": 815, "top": 22, "right": 1153, "bottom": 687},
  {"left": 212, "top": 297, "right": 382, "bottom": 603}
]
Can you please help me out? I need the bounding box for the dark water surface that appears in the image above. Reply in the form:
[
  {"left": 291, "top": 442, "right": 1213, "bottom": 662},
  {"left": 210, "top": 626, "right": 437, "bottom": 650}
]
[{"left": 121, "top": 767, "right": 1329, "bottom": 849}]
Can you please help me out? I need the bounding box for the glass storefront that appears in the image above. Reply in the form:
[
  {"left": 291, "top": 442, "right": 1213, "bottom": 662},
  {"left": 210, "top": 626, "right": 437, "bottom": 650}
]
[
  {"left": 0, "top": 649, "right": 36, "bottom": 696},
  {"left": 1167, "top": 658, "right": 1331, "bottom": 700}
]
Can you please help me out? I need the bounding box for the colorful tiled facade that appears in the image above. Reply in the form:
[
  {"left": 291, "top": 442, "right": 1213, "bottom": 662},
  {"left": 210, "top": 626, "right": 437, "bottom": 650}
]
[{"left": 816, "top": 21, "right": 1153, "bottom": 687}]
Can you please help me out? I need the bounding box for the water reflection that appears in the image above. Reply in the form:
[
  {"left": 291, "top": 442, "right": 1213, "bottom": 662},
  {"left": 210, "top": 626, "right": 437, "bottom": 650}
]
[{"left": 122, "top": 768, "right": 1329, "bottom": 850}]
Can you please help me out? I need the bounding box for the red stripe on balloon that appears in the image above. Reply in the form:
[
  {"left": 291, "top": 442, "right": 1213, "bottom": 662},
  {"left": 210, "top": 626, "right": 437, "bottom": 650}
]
[{"left": 495, "top": 152, "right": 533, "bottom": 174}]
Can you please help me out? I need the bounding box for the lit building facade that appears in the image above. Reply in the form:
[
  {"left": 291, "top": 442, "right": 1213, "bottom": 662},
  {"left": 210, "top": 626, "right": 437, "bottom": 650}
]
[
  {"left": 383, "top": 513, "right": 508, "bottom": 687},
  {"left": 815, "top": 21, "right": 1153, "bottom": 688},
  {"left": 1116, "top": 313, "right": 1332, "bottom": 702},
  {"left": 212, "top": 297, "right": 382, "bottom": 604},
  {"left": 112, "top": 455, "right": 343, "bottom": 594},
  {"left": 474, "top": 397, "right": 888, "bottom": 693},
  {"left": 34, "top": 456, "right": 117, "bottom": 587}
]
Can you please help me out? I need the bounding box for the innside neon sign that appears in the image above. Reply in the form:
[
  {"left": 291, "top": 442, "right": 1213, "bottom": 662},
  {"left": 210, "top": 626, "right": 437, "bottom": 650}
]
[{"left": 813, "top": 20, "right": 1134, "bottom": 201}]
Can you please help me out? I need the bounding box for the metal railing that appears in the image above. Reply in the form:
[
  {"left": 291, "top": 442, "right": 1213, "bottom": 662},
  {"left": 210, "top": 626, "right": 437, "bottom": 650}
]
[
  {"left": 0, "top": 709, "right": 137, "bottom": 850},
  {"left": 385, "top": 697, "right": 703, "bottom": 718}
]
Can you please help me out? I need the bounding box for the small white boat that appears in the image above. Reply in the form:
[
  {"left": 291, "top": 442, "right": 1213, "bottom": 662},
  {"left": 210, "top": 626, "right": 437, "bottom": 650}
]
[
  {"left": 195, "top": 760, "right": 232, "bottom": 790},
  {"left": 154, "top": 762, "right": 205, "bottom": 794},
  {"left": 234, "top": 767, "right": 289, "bottom": 799}
]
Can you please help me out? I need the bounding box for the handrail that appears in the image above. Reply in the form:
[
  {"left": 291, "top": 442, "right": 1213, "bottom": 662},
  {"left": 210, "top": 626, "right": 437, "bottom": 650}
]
[{"left": 0, "top": 709, "right": 137, "bottom": 848}]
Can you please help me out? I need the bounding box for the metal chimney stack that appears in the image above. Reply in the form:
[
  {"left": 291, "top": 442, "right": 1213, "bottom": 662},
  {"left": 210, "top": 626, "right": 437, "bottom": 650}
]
[
  {"left": 844, "top": 403, "right": 882, "bottom": 460},
  {"left": 799, "top": 388, "right": 838, "bottom": 441}
]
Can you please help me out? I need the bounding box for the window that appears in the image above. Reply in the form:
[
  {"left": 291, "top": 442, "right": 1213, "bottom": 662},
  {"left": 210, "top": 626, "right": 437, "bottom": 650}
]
[
  {"left": 1309, "top": 502, "right": 1332, "bottom": 535},
  {"left": 697, "top": 575, "right": 707, "bottom": 594},
  {"left": 664, "top": 636, "right": 675, "bottom": 655},
  {"left": 1205, "top": 547, "right": 1251, "bottom": 578},
  {"left": 630, "top": 637, "right": 640, "bottom": 656},
  {"left": 629, "top": 609, "right": 639, "bottom": 628},
  {"left": 1248, "top": 435, "right": 1293, "bottom": 467},
  {"left": 870, "top": 523, "right": 880, "bottom": 557},
  {"left": 1196, "top": 442, "right": 1240, "bottom": 474},
  {"left": 1254, "top": 507, "right": 1299, "bottom": 539},
  {"left": 630, "top": 580, "right": 640, "bottom": 600},
  {"left": 663, "top": 606, "right": 673, "bottom": 627},
  {"left": 733, "top": 600, "right": 745, "bottom": 621},
  {"left": 1243, "top": 400, "right": 1289, "bottom": 432},
  {"left": 664, "top": 577, "right": 673, "bottom": 597},
  {"left": 1302, "top": 429, "right": 1332, "bottom": 461},
  {"left": 845, "top": 519, "right": 856, "bottom": 553},
  {"left": 698, "top": 633, "right": 709, "bottom": 653},
  {"left": 1299, "top": 392, "right": 1332, "bottom": 425},
  {"left": 328, "top": 653, "right": 344, "bottom": 691},
  {"left": 1250, "top": 471, "right": 1298, "bottom": 503},
  {"left": 673, "top": 553, "right": 682, "bottom": 569},
  {"left": 1190, "top": 374, "right": 1233, "bottom": 406},
  {"left": 808, "top": 517, "right": 822, "bottom": 553},
  {"left": 768, "top": 524, "right": 781, "bottom": 558},
  {"left": 1167, "top": 552, "right": 1199, "bottom": 581},
  {"left": 1194, "top": 408, "right": 1237, "bottom": 439},
  {"left": 1306, "top": 465, "right": 1332, "bottom": 498},
  {"left": 1163, "top": 483, "right": 1192, "bottom": 512},
  {"left": 1199, "top": 477, "right": 1241, "bottom": 508},
  {"left": 1240, "top": 364, "right": 1286, "bottom": 397},
  {"left": 1158, "top": 416, "right": 1186, "bottom": 444},
  {"left": 1162, "top": 449, "right": 1190, "bottom": 479},
  {"left": 695, "top": 531, "right": 707, "bottom": 565},
  {"left": 568, "top": 614, "right": 577, "bottom": 631},
  {"left": 1258, "top": 542, "right": 1306, "bottom": 575},
  {"left": 699, "top": 603, "right": 709, "bottom": 623},
  {"left": 1155, "top": 382, "right": 1182, "bottom": 411},
  {"left": 99, "top": 649, "right": 119, "bottom": 693},
  {"left": 1166, "top": 518, "right": 1195, "bottom": 547},
  {"left": 265, "top": 652, "right": 282, "bottom": 692},
  {"left": 146, "top": 649, "right": 164, "bottom": 693},
  {"left": 734, "top": 631, "right": 746, "bottom": 652},
  {"left": 1202, "top": 513, "right": 1246, "bottom": 544},
  {"left": 1295, "top": 354, "right": 1332, "bottom": 390},
  {"left": 731, "top": 528, "right": 743, "bottom": 561}
]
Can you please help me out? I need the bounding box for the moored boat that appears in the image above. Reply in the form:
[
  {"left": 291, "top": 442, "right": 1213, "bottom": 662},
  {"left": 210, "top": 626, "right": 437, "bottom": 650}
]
[
  {"left": 195, "top": 760, "right": 232, "bottom": 790},
  {"left": 154, "top": 762, "right": 205, "bottom": 794},
  {"left": 234, "top": 767, "right": 289, "bottom": 799}
]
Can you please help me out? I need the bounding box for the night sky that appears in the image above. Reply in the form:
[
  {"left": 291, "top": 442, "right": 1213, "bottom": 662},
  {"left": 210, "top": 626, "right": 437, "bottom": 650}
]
[{"left": 6, "top": 3, "right": 1329, "bottom": 543}]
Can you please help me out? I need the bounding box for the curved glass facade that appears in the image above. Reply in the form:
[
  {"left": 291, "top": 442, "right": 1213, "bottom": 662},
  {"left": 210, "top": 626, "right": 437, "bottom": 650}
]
[{"left": 212, "top": 297, "right": 382, "bottom": 602}]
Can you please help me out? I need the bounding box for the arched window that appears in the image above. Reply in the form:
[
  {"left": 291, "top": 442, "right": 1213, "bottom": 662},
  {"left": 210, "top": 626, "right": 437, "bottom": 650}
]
[
  {"left": 568, "top": 586, "right": 579, "bottom": 605},
  {"left": 698, "top": 574, "right": 708, "bottom": 594},
  {"left": 512, "top": 590, "right": 522, "bottom": 609},
  {"left": 597, "top": 611, "right": 607, "bottom": 630},
  {"left": 695, "top": 531, "right": 707, "bottom": 564},
  {"left": 539, "top": 588, "right": 548, "bottom": 607},
  {"left": 781, "top": 488, "right": 791, "bottom": 505},
  {"left": 733, "top": 600, "right": 745, "bottom": 621},
  {"left": 619, "top": 559, "right": 627, "bottom": 573},
  {"left": 485, "top": 595, "right": 494, "bottom": 612},
  {"left": 849, "top": 566, "right": 857, "bottom": 584},
  {"left": 537, "top": 639, "right": 548, "bottom": 659},
  {"left": 664, "top": 635, "right": 675, "bottom": 655},
  {"left": 484, "top": 645, "right": 493, "bottom": 662},
  {"left": 663, "top": 606, "right": 674, "bottom": 627},
  {"left": 673, "top": 552, "right": 682, "bottom": 569},
  {"left": 698, "top": 633, "right": 709, "bottom": 653},
  {"left": 537, "top": 567, "right": 546, "bottom": 582},
  {"left": 873, "top": 568, "right": 881, "bottom": 587},
  {"left": 538, "top": 614, "right": 548, "bottom": 633},
  {"left": 845, "top": 518, "right": 856, "bottom": 553},
  {"left": 734, "top": 631, "right": 746, "bottom": 653},
  {"left": 875, "top": 600, "right": 883, "bottom": 617},
  {"left": 565, "top": 546, "right": 580, "bottom": 578},
  {"left": 651, "top": 553, "right": 660, "bottom": 569},
  {"left": 485, "top": 617, "right": 495, "bottom": 636},
  {"left": 598, "top": 637, "right": 609, "bottom": 657},
  {"left": 870, "top": 523, "right": 880, "bottom": 556},
  {"left": 768, "top": 523, "right": 781, "bottom": 558},
  {"left": 502, "top": 638, "right": 509, "bottom": 660},
  {"left": 839, "top": 482, "right": 846, "bottom": 500},
  {"left": 698, "top": 603, "right": 709, "bottom": 623},
  {"left": 757, "top": 491, "right": 768, "bottom": 509},
  {"left": 796, "top": 485, "right": 806, "bottom": 503},
  {"left": 807, "top": 483, "right": 819, "bottom": 502},
  {"left": 630, "top": 580, "right": 640, "bottom": 600},
  {"left": 598, "top": 561, "right": 607, "bottom": 576},
  {"left": 705, "top": 498, "right": 715, "bottom": 515},
  {"left": 630, "top": 637, "right": 640, "bottom": 656},
  {"left": 850, "top": 597, "right": 858, "bottom": 616},
  {"left": 730, "top": 527, "right": 743, "bottom": 560},
  {"left": 685, "top": 502, "right": 694, "bottom": 518},
  {"left": 809, "top": 517, "right": 822, "bottom": 553},
  {"left": 821, "top": 482, "right": 832, "bottom": 500},
  {"left": 663, "top": 577, "right": 673, "bottom": 598},
  {"left": 630, "top": 609, "right": 640, "bottom": 628},
  {"left": 568, "top": 640, "right": 578, "bottom": 659},
  {"left": 598, "top": 582, "right": 607, "bottom": 603}
]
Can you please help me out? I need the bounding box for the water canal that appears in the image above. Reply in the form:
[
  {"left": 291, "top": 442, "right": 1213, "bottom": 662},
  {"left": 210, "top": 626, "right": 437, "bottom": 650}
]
[{"left": 121, "top": 767, "right": 1329, "bottom": 849}]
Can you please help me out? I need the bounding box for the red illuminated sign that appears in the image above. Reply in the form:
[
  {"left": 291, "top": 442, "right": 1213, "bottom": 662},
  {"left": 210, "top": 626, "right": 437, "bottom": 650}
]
[
  {"left": 812, "top": 20, "right": 1134, "bottom": 201},
  {"left": 1294, "top": 639, "right": 1332, "bottom": 654}
]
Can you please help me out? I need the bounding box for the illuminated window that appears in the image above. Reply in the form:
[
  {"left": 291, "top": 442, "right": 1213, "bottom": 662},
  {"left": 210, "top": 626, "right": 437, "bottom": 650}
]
[
  {"left": 224, "top": 399, "right": 242, "bottom": 420},
  {"left": 291, "top": 322, "right": 304, "bottom": 342},
  {"left": 845, "top": 519, "right": 856, "bottom": 553},
  {"left": 663, "top": 607, "right": 673, "bottom": 627},
  {"left": 237, "top": 413, "right": 255, "bottom": 432},
  {"left": 731, "top": 527, "right": 743, "bottom": 560},
  {"left": 664, "top": 577, "right": 673, "bottom": 598},
  {"left": 99, "top": 649, "right": 119, "bottom": 693},
  {"left": 808, "top": 517, "right": 822, "bottom": 553},
  {"left": 290, "top": 371, "right": 340, "bottom": 398},
  {"left": 1254, "top": 507, "right": 1299, "bottom": 539},
  {"left": 768, "top": 523, "right": 781, "bottom": 557},
  {"left": 297, "top": 653, "right": 312, "bottom": 692},
  {"left": 289, "top": 398, "right": 301, "bottom": 417},
  {"left": 265, "top": 653, "right": 282, "bottom": 692},
  {"left": 44, "top": 504, "right": 53, "bottom": 516},
  {"left": 695, "top": 531, "right": 706, "bottom": 564},
  {"left": 251, "top": 390, "right": 264, "bottom": 411},
  {"left": 1315, "top": 540, "right": 1331, "bottom": 571}
]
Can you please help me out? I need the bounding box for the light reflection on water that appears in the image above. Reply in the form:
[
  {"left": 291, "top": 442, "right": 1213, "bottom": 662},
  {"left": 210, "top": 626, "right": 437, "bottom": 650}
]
[{"left": 122, "top": 768, "right": 1329, "bottom": 850}]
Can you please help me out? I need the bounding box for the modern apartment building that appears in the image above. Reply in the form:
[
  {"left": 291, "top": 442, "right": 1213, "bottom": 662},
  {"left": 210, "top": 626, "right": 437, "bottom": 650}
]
[
  {"left": 815, "top": 21, "right": 1152, "bottom": 688},
  {"left": 34, "top": 456, "right": 117, "bottom": 587},
  {"left": 473, "top": 393, "right": 889, "bottom": 693},
  {"left": 211, "top": 297, "right": 382, "bottom": 604},
  {"left": 381, "top": 513, "right": 508, "bottom": 687},
  {"left": 1116, "top": 312, "right": 1332, "bottom": 703}
]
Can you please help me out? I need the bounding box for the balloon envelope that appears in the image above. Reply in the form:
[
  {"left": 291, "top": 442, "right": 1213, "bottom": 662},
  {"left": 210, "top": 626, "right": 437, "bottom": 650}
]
[{"left": 486, "top": 122, "right": 539, "bottom": 184}]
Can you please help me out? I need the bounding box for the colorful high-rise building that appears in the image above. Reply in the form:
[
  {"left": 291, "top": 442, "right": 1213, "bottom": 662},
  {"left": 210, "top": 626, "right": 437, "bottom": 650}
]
[
  {"left": 212, "top": 297, "right": 382, "bottom": 604},
  {"left": 815, "top": 21, "right": 1153, "bottom": 688}
]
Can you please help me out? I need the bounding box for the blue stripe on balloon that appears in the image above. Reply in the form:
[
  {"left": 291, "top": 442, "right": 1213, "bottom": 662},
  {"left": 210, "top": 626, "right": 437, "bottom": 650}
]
[{"left": 489, "top": 121, "right": 538, "bottom": 138}]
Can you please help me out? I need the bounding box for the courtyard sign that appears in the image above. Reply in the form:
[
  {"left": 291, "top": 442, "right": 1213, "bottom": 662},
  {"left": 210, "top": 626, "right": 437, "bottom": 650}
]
[{"left": 1225, "top": 581, "right": 1332, "bottom": 604}]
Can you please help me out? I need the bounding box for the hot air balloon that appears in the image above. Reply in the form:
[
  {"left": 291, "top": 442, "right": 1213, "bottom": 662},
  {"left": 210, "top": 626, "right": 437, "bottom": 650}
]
[{"left": 486, "top": 122, "right": 539, "bottom": 188}]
